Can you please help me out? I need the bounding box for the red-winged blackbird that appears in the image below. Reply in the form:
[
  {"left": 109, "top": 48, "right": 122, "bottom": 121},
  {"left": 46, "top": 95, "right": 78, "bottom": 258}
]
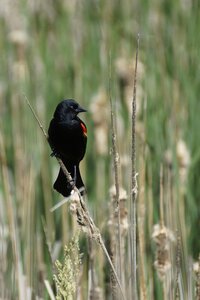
[{"left": 48, "top": 99, "right": 87, "bottom": 197}]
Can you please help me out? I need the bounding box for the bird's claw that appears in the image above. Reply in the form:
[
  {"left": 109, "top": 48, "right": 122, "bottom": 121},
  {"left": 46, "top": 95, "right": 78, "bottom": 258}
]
[
  {"left": 76, "top": 210, "right": 85, "bottom": 226},
  {"left": 50, "top": 149, "right": 60, "bottom": 158}
]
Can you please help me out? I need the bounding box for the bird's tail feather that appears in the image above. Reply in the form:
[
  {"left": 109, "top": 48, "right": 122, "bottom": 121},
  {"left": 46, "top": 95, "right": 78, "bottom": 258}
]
[{"left": 53, "top": 163, "right": 85, "bottom": 197}]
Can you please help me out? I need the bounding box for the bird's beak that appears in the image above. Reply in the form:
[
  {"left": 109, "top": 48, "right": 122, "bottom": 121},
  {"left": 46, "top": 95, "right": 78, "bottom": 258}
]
[{"left": 77, "top": 106, "right": 87, "bottom": 113}]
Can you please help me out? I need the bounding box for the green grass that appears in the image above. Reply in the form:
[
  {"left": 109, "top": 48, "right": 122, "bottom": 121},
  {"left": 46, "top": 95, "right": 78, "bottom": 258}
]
[{"left": 1, "top": 1, "right": 200, "bottom": 299}]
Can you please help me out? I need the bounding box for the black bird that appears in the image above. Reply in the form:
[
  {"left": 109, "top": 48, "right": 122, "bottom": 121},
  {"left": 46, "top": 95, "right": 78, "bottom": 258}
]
[{"left": 48, "top": 99, "right": 87, "bottom": 197}]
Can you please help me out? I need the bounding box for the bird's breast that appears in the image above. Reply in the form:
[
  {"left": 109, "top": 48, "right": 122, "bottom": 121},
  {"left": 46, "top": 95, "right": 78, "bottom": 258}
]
[{"left": 48, "top": 119, "right": 87, "bottom": 163}]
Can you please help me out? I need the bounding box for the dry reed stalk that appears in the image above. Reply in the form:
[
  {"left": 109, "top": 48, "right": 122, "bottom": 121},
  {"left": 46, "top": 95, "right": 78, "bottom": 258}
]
[
  {"left": 159, "top": 166, "right": 164, "bottom": 229},
  {"left": 175, "top": 232, "right": 181, "bottom": 300},
  {"left": 137, "top": 147, "right": 147, "bottom": 300},
  {"left": 25, "top": 97, "right": 126, "bottom": 300},
  {"left": 165, "top": 144, "right": 189, "bottom": 299},
  {"left": 9, "top": 30, "right": 28, "bottom": 224},
  {"left": 193, "top": 255, "right": 200, "bottom": 300},
  {"left": 146, "top": 165, "right": 154, "bottom": 244},
  {"left": 159, "top": 166, "right": 168, "bottom": 300},
  {"left": 88, "top": 237, "right": 95, "bottom": 299},
  {"left": 76, "top": 263, "right": 84, "bottom": 300},
  {"left": 165, "top": 168, "right": 175, "bottom": 300},
  {"left": 0, "top": 143, "right": 9, "bottom": 299},
  {"left": 41, "top": 217, "right": 55, "bottom": 267},
  {"left": 10, "top": 94, "right": 24, "bottom": 217},
  {"left": 24, "top": 164, "right": 35, "bottom": 291},
  {"left": 88, "top": 237, "right": 102, "bottom": 300},
  {"left": 40, "top": 144, "right": 55, "bottom": 245},
  {"left": 152, "top": 166, "right": 175, "bottom": 299},
  {"left": 109, "top": 56, "right": 123, "bottom": 297},
  {"left": 108, "top": 186, "right": 128, "bottom": 299},
  {"left": 44, "top": 279, "right": 56, "bottom": 300},
  {"left": 177, "top": 145, "right": 189, "bottom": 276},
  {"left": 0, "top": 132, "right": 26, "bottom": 299},
  {"left": 130, "top": 33, "right": 140, "bottom": 300}
]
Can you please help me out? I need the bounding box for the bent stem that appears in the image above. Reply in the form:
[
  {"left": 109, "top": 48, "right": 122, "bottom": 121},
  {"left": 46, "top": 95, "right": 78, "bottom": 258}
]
[{"left": 25, "top": 96, "right": 126, "bottom": 300}]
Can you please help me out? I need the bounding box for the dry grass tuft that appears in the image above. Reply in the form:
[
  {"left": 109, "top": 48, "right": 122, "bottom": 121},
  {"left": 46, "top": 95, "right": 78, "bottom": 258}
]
[
  {"left": 53, "top": 234, "right": 81, "bottom": 299},
  {"left": 152, "top": 224, "right": 175, "bottom": 280}
]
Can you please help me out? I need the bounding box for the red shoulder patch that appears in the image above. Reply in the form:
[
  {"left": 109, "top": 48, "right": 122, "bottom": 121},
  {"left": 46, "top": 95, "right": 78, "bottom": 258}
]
[{"left": 80, "top": 122, "right": 87, "bottom": 137}]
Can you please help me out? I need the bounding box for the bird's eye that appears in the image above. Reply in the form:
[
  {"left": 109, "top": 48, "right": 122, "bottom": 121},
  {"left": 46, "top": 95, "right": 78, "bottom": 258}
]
[{"left": 72, "top": 104, "right": 78, "bottom": 110}]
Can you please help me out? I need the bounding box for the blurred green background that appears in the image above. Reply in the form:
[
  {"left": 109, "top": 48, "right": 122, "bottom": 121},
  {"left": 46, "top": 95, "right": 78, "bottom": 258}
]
[{"left": 0, "top": 0, "right": 200, "bottom": 299}]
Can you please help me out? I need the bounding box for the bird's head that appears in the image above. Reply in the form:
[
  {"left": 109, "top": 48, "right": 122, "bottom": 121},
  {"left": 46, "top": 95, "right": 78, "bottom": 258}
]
[{"left": 54, "top": 99, "right": 87, "bottom": 121}]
